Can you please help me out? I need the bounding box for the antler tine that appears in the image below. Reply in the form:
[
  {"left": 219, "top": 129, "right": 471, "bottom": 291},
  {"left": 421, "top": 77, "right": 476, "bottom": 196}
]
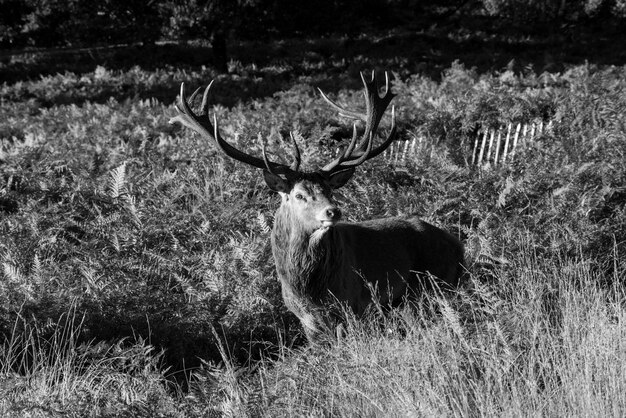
[
  {"left": 325, "top": 109, "right": 397, "bottom": 170},
  {"left": 188, "top": 80, "right": 207, "bottom": 113},
  {"left": 173, "top": 82, "right": 214, "bottom": 140},
  {"left": 344, "top": 123, "right": 359, "bottom": 157},
  {"left": 289, "top": 132, "right": 302, "bottom": 171},
  {"left": 320, "top": 122, "right": 359, "bottom": 172},
  {"left": 261, "top": 139, "right": 277, "bottom": 175},
  {"left": 170, "top": 82, "right": 297, "bottom": 177},
  {"left": 318, "top": 89, "right": 364, "bottom": 120},
  {"left": 354, "top": 70, "right": 395, "bottom": 153},
  {"left": 199, "top": 79, "right": 215, "bottom": 113},
  {"left": 339, "top": 131, "right": 375, "bottom": 168},
  {"left": 319, "top": 71, "right": 397, "bottom": 174},
  {"left": 360, "top": 105, "right": 397, "bottom": 161}
]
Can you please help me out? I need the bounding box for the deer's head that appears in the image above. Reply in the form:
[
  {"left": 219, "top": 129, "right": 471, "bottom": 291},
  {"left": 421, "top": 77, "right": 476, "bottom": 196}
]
[{"left": 170, "top": 71, "right": 396, "bottom": 233}]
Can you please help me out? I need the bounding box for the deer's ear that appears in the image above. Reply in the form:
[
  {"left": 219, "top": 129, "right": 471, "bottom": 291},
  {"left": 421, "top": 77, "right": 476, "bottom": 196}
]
[
  {"left": 327, "top": 168, "right": 355, "bottom": 189},
  {"left": 263, "top": 170, "right": 290, "bottom": 193}
]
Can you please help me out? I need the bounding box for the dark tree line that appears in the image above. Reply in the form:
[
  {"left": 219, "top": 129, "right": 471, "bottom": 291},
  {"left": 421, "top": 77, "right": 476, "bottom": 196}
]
[
  {"left": 0, "top": 0, "right": 392, "bottom": 46},
  {"left": 1, "top": 0, "right": 624, "bottom": 70}
]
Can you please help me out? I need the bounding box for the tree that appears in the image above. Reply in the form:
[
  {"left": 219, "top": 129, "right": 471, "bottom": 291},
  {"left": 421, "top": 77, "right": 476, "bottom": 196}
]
[
  {"left": 163, "top": 0, "right": 263, "bottom": 72},
  {"left": 0, "top": 0, "right": 163, "bottom": 48},
  {"left": 0, "top": 0, "right": 32, "bottom": 47},
  {"left": 161, "top": 0, "right": 396, "bottom": 72},
  {"left": 481, "top": 0, "right": 626, "bottom": 24}
]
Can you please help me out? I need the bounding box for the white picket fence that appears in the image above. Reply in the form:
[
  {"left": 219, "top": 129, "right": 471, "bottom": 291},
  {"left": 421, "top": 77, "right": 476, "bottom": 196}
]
[
  {"left": 382, "top": 135, "right": 425, "bottom": 165},
  {"left": 382, "top": 120, "right": 553, "bottom": 168},
  {"left": 470, "top": 120, "right": 552, "bottom": 167}
]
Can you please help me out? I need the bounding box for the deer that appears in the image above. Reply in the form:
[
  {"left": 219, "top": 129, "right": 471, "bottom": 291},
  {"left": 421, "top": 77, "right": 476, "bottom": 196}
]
[{"left": 170, "top": 72, "right": 465, "bottom": 342}]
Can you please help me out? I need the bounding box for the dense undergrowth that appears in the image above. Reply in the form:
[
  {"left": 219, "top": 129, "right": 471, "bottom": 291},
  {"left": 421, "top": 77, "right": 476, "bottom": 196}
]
[{"left": 0, "top": 44, "right": 625, "bottom": 416}]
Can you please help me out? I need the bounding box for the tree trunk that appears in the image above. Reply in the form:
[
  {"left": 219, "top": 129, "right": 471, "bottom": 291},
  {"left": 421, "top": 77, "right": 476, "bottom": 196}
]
[{"left": 212, "top": 30, "right": 228, "bottom": 73}]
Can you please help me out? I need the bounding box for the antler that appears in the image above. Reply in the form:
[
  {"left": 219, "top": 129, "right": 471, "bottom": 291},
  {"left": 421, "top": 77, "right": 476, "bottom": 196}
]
[
  {"left": 318, "top": 71, "right": 397, "bottom": 174},
  {"left": 169, "top": 81, "right": 301, "bottom": 177}
]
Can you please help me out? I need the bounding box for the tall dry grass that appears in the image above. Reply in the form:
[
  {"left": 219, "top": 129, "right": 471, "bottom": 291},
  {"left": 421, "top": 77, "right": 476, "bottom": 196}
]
[
  {"left": 196, "top": 238, "right": 626, "bottom": 417},
  {"left": 0, "top": 307, "right": 179, "bottom": 417}
]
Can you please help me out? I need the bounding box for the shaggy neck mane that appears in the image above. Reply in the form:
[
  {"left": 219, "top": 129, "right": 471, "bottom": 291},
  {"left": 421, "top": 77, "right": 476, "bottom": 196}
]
[{"left": 271, "top": 204, "right": 343, "bottom": 302}]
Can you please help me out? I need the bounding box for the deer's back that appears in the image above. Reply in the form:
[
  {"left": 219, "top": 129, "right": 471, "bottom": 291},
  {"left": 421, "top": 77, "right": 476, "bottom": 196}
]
[{"left": 335, "top": 216, "right": 464, "bottom": 295}]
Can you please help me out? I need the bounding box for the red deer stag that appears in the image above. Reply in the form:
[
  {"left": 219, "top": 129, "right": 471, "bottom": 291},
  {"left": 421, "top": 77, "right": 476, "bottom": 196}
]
[{"left": 170, "top": 72, "right": 465, "bottom": 342}]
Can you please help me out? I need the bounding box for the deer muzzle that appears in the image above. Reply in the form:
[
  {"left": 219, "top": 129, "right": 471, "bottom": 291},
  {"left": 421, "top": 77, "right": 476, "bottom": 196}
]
[{"left": 318, "top": 207, "right": 342, "bottom": 227}]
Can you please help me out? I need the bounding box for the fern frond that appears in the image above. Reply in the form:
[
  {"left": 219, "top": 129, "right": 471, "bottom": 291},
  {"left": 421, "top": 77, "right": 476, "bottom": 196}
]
[
  {"left": 31, "top": 254, "right": 42, "bottom": 284},
  {"left": 256, "top": 212, "right": 272, "bottom": 234},
  {"left": 3, "top": 262, "right": 23, "bottom": 283},
  {"left": 107, "top": 162, "right": 127, "bottom": 199}
]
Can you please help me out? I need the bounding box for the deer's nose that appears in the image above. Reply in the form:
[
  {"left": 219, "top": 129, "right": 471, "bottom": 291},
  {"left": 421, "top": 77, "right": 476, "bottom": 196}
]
[{"left": 325, "top": 207, "right": 342, "bottom": 221}]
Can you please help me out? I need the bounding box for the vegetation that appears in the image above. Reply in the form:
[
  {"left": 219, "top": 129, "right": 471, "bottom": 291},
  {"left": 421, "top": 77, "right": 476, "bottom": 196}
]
[
  {"left": 2, "top": 0, "right": 625, "bottom": 70},
  {"left": 1, "top": 31, "right": 625, "bottom": 416}
]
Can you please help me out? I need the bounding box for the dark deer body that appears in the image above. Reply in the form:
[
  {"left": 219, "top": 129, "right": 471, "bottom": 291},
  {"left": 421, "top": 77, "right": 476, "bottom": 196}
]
[
  {"left": 269, "top": 178, "right": 463, "bottom": 340},
  {"left": 170, "top": 72, "right": 465, "bottom": 342}
]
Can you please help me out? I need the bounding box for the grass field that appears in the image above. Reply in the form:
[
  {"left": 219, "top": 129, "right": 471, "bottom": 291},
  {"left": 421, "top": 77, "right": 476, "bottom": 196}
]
[{"left": 1, "top": 29, "right": 626, "bottom": 416}]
